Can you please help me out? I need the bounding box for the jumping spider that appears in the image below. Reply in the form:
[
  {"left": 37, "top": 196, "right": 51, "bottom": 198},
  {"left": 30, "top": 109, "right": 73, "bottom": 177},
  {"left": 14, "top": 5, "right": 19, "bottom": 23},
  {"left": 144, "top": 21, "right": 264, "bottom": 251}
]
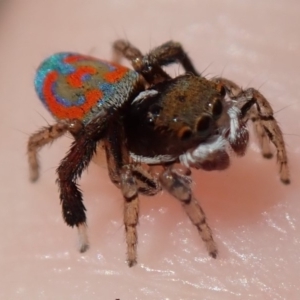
[{"left": 28, "top": 40, "right": 290, "bottom": 267}]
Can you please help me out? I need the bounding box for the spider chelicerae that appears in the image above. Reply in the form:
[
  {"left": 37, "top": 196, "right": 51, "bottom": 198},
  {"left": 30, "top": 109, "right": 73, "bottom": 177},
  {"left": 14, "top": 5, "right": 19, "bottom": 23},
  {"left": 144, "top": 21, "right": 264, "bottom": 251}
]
[{"left": 28, "top": 40, "right": 290, "bottom": 267}]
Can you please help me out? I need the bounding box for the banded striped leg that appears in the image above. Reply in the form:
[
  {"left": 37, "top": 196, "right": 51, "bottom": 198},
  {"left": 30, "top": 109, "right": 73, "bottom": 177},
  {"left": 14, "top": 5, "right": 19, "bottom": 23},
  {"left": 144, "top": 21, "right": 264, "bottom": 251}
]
[
  {"left": 133, "top": 165, "right": 161, "bottom": 196},
  {"left": 246, "top": 88, "right": 290, "bottom": 183},
  {"left": 160, "top": 167, "right": 218, "bottom": 258},
  {"left": 104, "top": 131, "right": 140, "bottom": 267},
  {"left": 104, "top": 120, "right": 160, "bottom": 266},
  {"left": 27, "top": 119, "right": 83, "bottom": 182},
  {"left": 122, "top": 165, "right": 161, "bottom": 266},
  {"left": 120, "top": 165, "right": 139, "bottom": 267},
  {"left": 214, "top": 77, "right": 290, "bottom": 184},
  {"left": 106, "top": 161, "right": 160, "bottom": 266}
]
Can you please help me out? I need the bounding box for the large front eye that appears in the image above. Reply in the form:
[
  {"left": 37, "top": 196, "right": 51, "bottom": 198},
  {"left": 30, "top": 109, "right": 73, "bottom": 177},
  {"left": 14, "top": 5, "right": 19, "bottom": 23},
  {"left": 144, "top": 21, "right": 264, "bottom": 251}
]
[
  {"left": 195, "top": 115, "right": 212, "bottom": 135},
  {"left": 178, "top": 126, "right": 193, "bottom": 140},
  {"left": 211, "top": 98, "right": 223, "bottom": 118}
]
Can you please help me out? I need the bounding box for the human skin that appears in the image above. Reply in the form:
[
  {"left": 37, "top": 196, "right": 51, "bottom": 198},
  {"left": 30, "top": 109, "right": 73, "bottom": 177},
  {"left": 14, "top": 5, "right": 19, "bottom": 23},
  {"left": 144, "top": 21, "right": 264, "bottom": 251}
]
[{"left": 0, "top": 0, "right": 299, "bottom": 299}]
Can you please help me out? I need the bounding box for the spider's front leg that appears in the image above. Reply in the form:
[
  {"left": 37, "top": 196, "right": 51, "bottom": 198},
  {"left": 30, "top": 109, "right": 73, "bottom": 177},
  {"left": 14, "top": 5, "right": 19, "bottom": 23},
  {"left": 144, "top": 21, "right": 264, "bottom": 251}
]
[
  {"left": 244, "top": 87, "right": 290, "bottom": 184},
  {"left": 160, "top": 167, "right": 218, "bottom": 258},
  {"left": 57, "top": 115, "right": 108, "bottom": 253},
  {"left": 214, "top": 77, "right": 290, "bottom": 184}
]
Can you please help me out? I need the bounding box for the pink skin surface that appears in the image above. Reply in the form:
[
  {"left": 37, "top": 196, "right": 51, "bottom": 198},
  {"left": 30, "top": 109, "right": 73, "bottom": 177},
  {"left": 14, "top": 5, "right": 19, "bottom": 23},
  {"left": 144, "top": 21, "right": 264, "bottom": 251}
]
[{"left": 0, "top": 0, "right": 299, "bottom": 299}]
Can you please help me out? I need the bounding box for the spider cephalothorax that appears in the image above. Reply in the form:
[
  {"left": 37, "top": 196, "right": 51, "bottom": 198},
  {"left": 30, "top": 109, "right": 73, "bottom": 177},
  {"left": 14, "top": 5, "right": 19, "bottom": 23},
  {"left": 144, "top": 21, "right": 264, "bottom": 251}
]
[{"left": 28, "top": 40, "right": 290, "bottom": 267}]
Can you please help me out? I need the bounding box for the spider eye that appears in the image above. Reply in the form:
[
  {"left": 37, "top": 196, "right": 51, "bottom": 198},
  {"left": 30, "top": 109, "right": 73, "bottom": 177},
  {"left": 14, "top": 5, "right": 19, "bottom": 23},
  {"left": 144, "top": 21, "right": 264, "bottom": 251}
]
[
  {"left": 216, "top": 83, "right": 226, "bottom": 98},
  {"left": 220, "top": 86, "right": 226, "bottom": 97},
  {"left": 178, "top": 126, "right": 193, "bottom": 140},
  {"left": 195, "top": 115, "right": 212, "bottom": 134},
  {"left": 149, "top": 104, "right": 161, "bottom": 117},
  {"left": 211, "top": 98, "right": 223, "bottom": 118},
  {"left": 146, "top": 104, "right": 162, "bottom": 125}
]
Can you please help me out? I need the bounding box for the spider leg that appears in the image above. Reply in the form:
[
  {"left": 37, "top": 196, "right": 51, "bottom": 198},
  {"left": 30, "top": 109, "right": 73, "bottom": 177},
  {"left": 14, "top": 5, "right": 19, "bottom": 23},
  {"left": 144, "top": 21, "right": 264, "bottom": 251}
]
[
  {"left": 120, "top": 165, "right": 139, "bottom": 267},
  {"left": 132, "top": 165, "right": 161, "bottom": 196},
  {"left": 57, "top": 114, "right": 108, "bottom": 253},
  {"left": 112, "top": 39, "right": 143, "bottom": 64},
  {"left": 103, "top": 113, "right": 140, "bottom": 266},
  {"left": 27, "top": 119, "right": 83, "bottom": 182},
  {"left": 141, "top": 40, "right": 200, "bottom": 75},
  {"left": 159, "top": 167, "right": 218, "bottom": 259},
  {"left": 113, "top": 39, "right": 170, "bottom": 84},
  {"left": 214, "top": 77, "right": 290, "bottom": 184},
  {"left": 244, "top": 88, "right": 290, "bottom": 184},
  {"left": 120, "top": 164, "right": 162, "bottom": 266},
  {"left": 104, "top": 115, "right": 161, "bottom": 266},
  {"left": 113, "top": 40, "right": 200, "bottom": 85}
]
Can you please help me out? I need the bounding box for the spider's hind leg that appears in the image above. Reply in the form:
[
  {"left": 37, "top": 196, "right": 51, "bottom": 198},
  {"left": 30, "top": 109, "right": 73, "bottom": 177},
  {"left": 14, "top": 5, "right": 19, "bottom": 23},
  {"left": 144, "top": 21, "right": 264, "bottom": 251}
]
[
  {"left": 57, "top": 115, "right": 108, "bottom": 253},
  {"left": 27, "top": 119, "right": 83, "bottom": 182}
]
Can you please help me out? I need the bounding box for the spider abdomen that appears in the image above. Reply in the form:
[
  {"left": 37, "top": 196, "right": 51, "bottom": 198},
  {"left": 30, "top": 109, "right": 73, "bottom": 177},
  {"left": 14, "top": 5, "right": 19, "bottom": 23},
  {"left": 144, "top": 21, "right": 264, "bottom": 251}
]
[{"left": 34, "top": 53, "right": 141, "bottom": 124}]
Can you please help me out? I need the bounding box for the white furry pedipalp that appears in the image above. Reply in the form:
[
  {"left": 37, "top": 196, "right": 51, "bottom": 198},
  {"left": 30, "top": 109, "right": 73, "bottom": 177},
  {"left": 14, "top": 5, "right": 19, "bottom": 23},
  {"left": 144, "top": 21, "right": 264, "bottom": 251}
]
[
  {"left": 132, "top": 89, "right": 158, "bottom": 104},
  {"left": 179, "top": 135, "right": 228, "bottom": 168},
  {"left": 227, "top": 106, "right": 241, "bottom": 143}
]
